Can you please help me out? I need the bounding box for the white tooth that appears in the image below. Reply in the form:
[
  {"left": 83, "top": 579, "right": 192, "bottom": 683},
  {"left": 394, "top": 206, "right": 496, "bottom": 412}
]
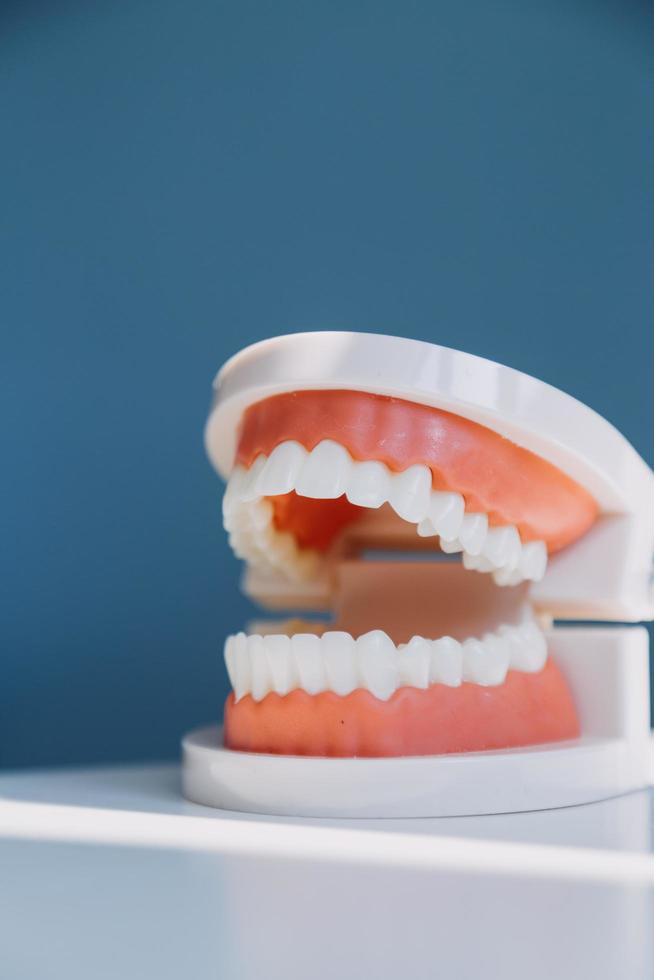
[
  {"left": 429, "top": 491, "right": 464, "bottom": 539},
  {"left": 291, "top": 633, "right": 326, "bottom": 694},
  {"left": 462, "top": 636, "right": 508, "bottom": 686},
  {"left": 322, "top": 632, "right": 358, "bottom": 695},
  {"left": 295, "top": 440, "right": 352, "bottom": 499},
  {"left": 492, "top": 566, "right": 525, "bottom": 587},
  {"left": 249, "top": 498, "right": 274, "bottom": 531},
  {"left": 231, "top": 632, "right": 250, "bottom": 700},
  {"left": 224, "top": 636, "right": 237, "bottom": 691},
  {"left": 481, "top": 525, "right": 521, "bottom": 569},
  {"left": 520, "top": 540, "right": 548, "bottom": 581},
  {"left": 429, "top": 636, "right": 462, "bottom": 687},
  {"left": 481, "top": 633, "right": 510, "bottom": 684},
  {"left": 417, "top": 518, "right": 438, "bottom": 537},
  {"left": 462, "top": 550, "right": 496, "bottom": 573},
  {"left": 506, "top": 532, "right": 523, "bottom": 570},
  {"left": 228, "top": 532, "right": 250, "bottom": 560},
  {"left": 264, "top": 634, "right": 296, "bottom": 695},
  {"left": 222, "top": 466, "right": 249, "bottom": 521},
  {"left": 240, "top": 455, "right": 268, "bottom": 502},
  {"left": 346, "top": 459, "right": 392, "bottom": 508},
  {"left": 356, "top": 630, "right": 398, "bottom": 700},
  {"left": 388, "top": 465, "right": 432, "bottom": 523},
  {"left": 439, "top": 537, "right": 463, "bottom": 554},
  {"left": 255, "top": 441, "right": 307, "bottom": 496},
  {"left": 248, "top": 634, "right": 271, "bottom": 701},
  {"left": 458, "top": 513, "right": 488, "bottom": 556},
  {"left": 399, "top": 636, "right": 431, "bottom": 689},
  {"left": 265, "top": 530, "right": 297, "bottom": 568},
  {"left": 501, "top": 623, "right": 548, "bottom": 672}
]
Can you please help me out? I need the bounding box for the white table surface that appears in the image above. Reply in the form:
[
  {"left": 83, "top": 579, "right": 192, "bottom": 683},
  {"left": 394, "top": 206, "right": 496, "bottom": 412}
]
[{"left": 2, "top": 757, "right": 654, "bottom": 980}]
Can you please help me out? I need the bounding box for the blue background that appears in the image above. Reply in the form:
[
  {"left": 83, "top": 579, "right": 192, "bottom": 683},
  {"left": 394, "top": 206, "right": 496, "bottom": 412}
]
[{"left": 2, "top": 0, "right": 653, "bottom": 768}]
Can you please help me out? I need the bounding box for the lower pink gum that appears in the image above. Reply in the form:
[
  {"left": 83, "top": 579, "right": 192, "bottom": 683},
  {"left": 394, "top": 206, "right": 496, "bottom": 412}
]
[{"left": 224, "top": 658, "right": 580, "bottom": 757}]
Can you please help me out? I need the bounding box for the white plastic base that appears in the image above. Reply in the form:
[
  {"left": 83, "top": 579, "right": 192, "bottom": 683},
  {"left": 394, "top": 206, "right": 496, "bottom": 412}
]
[{"left": 182, "top": 627, "right": 651, "bottom": 818}]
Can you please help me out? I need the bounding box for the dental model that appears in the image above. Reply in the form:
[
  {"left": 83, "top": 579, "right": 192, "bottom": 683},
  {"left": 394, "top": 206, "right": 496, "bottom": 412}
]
[{"left": 183, "top": 332, "right": 654, "bottom": 817}]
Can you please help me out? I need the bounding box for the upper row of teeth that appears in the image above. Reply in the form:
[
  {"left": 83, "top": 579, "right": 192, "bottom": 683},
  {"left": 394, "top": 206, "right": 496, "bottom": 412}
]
[
  {"left": 223, "top": 440, "right": 548, "bottom": 587},
  {"left": 225, "top": 621, "right": 548, "bottom": 702}
]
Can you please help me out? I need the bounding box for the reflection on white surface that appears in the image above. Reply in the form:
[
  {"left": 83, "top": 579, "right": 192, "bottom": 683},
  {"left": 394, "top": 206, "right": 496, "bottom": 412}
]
[
  {"left": 2, "top": 765, "right": 654, "bottom": 980},
  {"left": 2, "top": 838, "right": 653, "bottom": 980},
  {"left": 2, "top": 792, "right": 654, "bottom": 886}
]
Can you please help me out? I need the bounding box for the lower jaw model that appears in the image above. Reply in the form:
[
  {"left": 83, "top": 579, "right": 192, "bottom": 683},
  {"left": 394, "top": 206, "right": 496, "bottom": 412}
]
[{"left": 183, "top": 332, "right": 654, "bottom": 816}]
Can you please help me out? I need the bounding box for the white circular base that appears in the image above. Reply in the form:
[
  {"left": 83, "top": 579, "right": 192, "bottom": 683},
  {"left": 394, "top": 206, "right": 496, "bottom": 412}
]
[{"left": 182, "top": 725, "right": 650, "bottom": 818}]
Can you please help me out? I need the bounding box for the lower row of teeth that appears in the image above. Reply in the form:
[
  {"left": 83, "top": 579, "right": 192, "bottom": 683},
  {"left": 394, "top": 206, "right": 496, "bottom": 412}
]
[
  {"left": 225, "top": 622, "right": 547, "bottom": 702},
  {"left": 223, "top": 440, "right": 548, "bottom": 587}
]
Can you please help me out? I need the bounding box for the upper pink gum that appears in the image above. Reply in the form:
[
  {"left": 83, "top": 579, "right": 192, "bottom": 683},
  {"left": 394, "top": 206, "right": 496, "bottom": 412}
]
[{"left": 235, "top": 389, "right": 598, "bottom": 552}]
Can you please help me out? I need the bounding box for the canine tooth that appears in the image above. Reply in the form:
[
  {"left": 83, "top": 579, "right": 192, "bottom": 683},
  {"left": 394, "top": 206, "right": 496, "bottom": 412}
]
[
  {"left": 356, "top": 630, "right": 398, "bottom": 700},
  {"left": 458, "top": 513, "right": 488, "bottom": 555},
  {"left": 240, "top": 455, "right": 268, "bottom": 503},
  {"left": 322, "top": 631, "right": 358, "bottom": 695},
  {"left": 291, "top": 633, "right": 325, "bottom": 694},
  {"left": 346, "top": 459, "right": 392, "bottom": 508},
  {"left": 264, "top": 634, "right": 296, "bottom": 695},
  {"left": 482, "top": 525, "right": 521, "bottom": 569},
  {"left": 255, "top": 441, "right": 307, "bottom": 496},
  {"left": 462, "top": 636, "right": 508, "bottom": 686},
  {"left": 428, "top": 491, "right": 464, "bottom": 540},
  {"left": 388, "top": 465, "right": 432, "bottom": 523},
  {"left": 520, "top": 541, "right": 547, "bottom": 581},
  {"left": 248, "top": 634, "right": 271, "bottom": 701},
  {"left": 429, "top": 636, "right": 462, "bottom": 687},
  {"left": 501, "top": 623, "right": 547, "bottom": 672},
  {"left": 295, "top": 440, "right": 352, "bottom": 499},
  {"left": 399, "top": 636, "right": 431, "bottom": 688}
]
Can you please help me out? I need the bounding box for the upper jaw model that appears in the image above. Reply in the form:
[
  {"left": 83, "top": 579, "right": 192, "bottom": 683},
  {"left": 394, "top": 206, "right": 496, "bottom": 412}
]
[{"left": 183, "top": 331, "right": 654, "bottom": 817}]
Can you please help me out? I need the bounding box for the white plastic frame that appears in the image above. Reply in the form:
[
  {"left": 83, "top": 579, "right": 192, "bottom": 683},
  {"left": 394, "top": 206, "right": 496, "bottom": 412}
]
[{"left": 186, "top": 332, "right": 654, "bottom": 817}]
